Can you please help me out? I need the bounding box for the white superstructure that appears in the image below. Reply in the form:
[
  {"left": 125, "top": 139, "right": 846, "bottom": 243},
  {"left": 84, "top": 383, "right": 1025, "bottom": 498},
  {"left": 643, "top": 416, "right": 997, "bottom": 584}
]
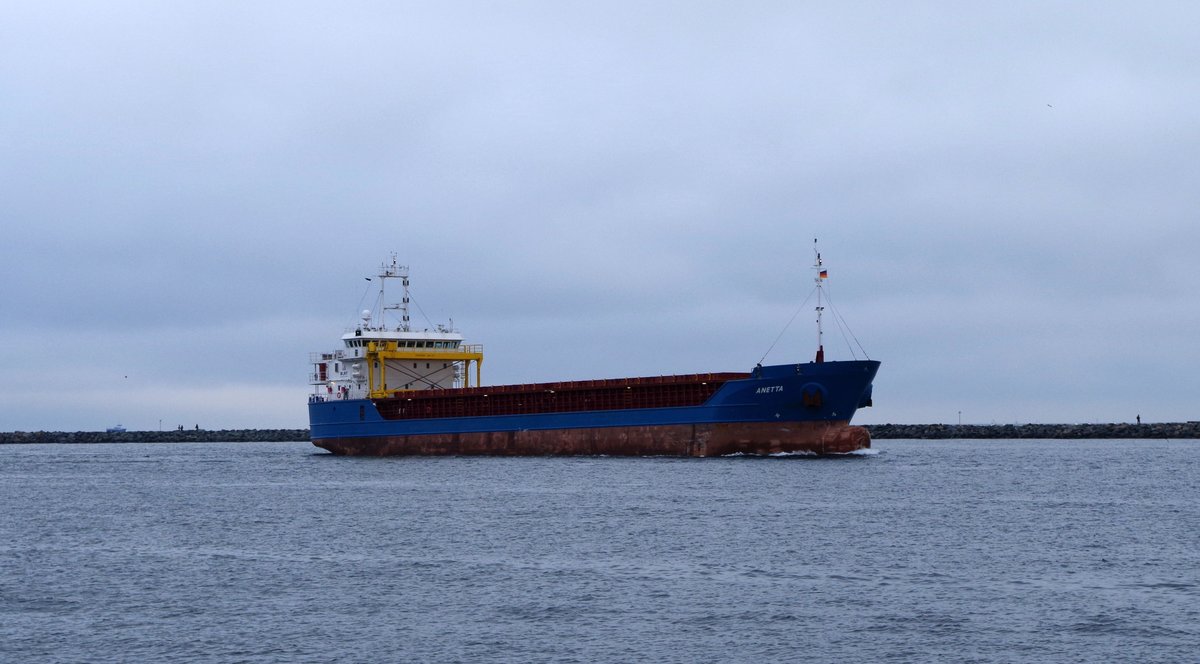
[{"left": 309, "top": 256, "right": 483, "bottom": 402}]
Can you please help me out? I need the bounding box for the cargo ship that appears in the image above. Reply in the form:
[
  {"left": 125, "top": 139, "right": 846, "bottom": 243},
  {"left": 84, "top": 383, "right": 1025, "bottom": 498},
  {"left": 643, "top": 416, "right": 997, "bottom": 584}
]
[{"left": 308, "top": 251, "right": 879, "bottom": 456}]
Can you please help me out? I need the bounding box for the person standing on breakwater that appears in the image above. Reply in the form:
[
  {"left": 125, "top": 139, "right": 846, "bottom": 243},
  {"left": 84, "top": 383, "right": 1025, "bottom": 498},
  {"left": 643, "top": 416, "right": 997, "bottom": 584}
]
[{"left": 1137, "top": 414, "right": 1141, "bottom": 425}]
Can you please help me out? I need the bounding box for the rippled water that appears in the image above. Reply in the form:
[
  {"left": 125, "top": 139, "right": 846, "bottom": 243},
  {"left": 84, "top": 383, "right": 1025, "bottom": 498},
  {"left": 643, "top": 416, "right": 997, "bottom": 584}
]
[{"left": 3, "top": 440, "right": 1198, "bottom": 663}]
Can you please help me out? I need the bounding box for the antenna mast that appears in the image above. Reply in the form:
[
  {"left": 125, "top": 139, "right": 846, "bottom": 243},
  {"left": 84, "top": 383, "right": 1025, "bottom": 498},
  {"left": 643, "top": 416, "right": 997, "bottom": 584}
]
[
  {"left": 378, "top": 253, "right": 411, "bottom": 332},
  {"left": 813, "top": 239, "right": 826, "bottom": 363}
]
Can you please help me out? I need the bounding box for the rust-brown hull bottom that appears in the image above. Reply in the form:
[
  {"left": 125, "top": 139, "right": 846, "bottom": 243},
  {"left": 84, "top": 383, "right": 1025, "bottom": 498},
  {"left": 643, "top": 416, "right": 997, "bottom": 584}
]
[{"left": 312, "top": 421, "right": 870, "bottom": 457}]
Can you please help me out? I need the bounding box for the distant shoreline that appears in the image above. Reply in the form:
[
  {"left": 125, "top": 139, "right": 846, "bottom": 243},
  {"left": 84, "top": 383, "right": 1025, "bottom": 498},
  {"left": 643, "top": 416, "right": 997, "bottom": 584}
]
[
  {"left": 866, "top": 422, "right": 1200, "bottom": 439},
  {"left": 0, "top": 430, "right": 310, "bottom": 444},
  {"left": 1, "top": 423, "right": 1198, "bottom": 444}
]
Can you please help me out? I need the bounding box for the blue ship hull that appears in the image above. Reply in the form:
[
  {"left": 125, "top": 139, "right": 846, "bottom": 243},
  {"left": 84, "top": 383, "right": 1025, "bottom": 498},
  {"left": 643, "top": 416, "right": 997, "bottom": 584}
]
[{"left": 309, "top": 360, "right": 879, "bottom": 456}]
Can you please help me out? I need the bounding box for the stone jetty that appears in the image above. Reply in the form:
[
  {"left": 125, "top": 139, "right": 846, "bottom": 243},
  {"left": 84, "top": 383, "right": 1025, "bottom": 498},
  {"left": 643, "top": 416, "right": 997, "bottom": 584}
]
[
  {"left": 0, "top": 429, "right": 309, "bottom": 444},
  {"left": 866, "top": 422, "right": 1200, "bottom": 439}
]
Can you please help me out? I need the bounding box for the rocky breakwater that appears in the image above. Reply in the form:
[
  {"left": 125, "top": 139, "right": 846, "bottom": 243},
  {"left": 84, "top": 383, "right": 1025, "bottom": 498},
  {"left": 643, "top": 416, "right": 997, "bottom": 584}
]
[
  {"left": 866, "top": 422, "right": 1200, "bottom": 439},
  {"left": 0, "top": 429, "right": 310, "bottom": 444}
]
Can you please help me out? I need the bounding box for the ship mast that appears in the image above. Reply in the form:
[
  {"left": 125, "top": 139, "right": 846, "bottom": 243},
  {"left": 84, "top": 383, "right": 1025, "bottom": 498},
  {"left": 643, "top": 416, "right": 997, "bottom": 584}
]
[
  {"left": 377, "top": 253, "right": 411, "bottom": 332},
  {"left": 813, "top": 238, "right": 826, "bottom": 363}
]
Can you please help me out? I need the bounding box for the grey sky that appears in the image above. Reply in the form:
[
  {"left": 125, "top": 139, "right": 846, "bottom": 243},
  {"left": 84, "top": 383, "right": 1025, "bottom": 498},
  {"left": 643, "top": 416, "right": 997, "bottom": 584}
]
[{"left": 2, "top": 2, "right": 1197, "bottom": 430}]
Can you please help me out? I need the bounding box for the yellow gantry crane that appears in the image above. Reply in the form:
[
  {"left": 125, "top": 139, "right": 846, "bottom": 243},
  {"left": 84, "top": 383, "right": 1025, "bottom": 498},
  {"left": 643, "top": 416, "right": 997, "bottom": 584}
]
[{"left": 364, "top": 340, "right": 484, "bottom": 399}]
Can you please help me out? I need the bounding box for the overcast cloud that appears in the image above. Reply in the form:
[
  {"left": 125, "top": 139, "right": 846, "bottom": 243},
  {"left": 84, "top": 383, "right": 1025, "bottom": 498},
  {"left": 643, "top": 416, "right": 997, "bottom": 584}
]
[{"left": 2, "top": 1, "right": 1197, "bottom": 430}]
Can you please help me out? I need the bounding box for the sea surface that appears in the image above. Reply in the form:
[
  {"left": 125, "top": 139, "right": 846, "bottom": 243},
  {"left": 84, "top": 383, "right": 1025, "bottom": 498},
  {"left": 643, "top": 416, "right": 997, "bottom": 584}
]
[{"left": 2, "top": 439, "right": 1198, "bottom": 663}]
